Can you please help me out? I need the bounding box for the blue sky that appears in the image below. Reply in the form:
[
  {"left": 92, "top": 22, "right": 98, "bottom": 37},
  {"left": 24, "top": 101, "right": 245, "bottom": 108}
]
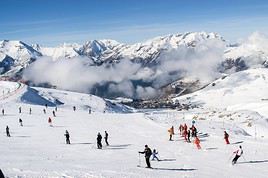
[{"left": 0, "top": 0, "right": 268, "bottom": 46}]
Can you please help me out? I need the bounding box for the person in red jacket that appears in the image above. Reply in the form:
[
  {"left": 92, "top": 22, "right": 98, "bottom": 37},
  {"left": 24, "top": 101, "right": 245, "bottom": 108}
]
[
  {"left": 48, "top": 117, "right": 52, "bottom": 127},
  {"left": 194, "top": 136, "right": 201, "bottom": 149},
  {"left": 224, "top": 131, "right": 230, "bottom": 144}
]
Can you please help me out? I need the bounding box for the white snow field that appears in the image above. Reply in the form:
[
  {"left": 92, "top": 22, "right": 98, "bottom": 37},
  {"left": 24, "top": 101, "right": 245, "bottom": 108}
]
[{"left": 1, "top": 68, "right": 268, "bottom": 178}]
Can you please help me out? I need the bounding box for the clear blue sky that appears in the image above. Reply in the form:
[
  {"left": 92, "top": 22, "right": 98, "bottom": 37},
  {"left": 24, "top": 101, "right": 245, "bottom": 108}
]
[{"left": 0, "top": 0, "right": 268, "bottom": 46}]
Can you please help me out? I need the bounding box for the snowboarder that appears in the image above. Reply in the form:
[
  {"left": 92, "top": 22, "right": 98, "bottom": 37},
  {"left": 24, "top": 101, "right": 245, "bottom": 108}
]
[
  {"left": 139, "top": 145, "right": 152, "bottom": 168},
  {"left": 19, "top": 118, "right": 23, "bottom": 126},
  {"left": 52, "top": 110, "right": 56, "bottom": 117},
  {"left": 97, "top": 132, "right": 102, "bottom": 149},
  {"left": 224, "top": 131, "right": 230, "bottom": 144},
  {"left": 43, "top": 108, "right": 46, "bottom": 114},
  {"left": 232, "top": 145, "right": 243, "bottom": 165},
  {"left": 48, "top": 117, "right": 52, "bottom": 127},
  {"left": 194, "top": 136, "right": 201, "bottom": 149},
  {"left": 29, "top": 108, "right": 32, "bottom": 115},
  {"left": 2, "top": 109, "right": 4, "bottom": 115},
  {"left": 73, "top": 106, "right": 76, "bottom": 111},
  {"left": 151, "top": 149, "right": 160, "bottom": 161},
  {"left": 6, "top": 126, "right": 10, "bottom": 137},
  {"left": 64, "top": 130, "right": 70, "bottom": 144},
  {"left": 104, "top": 131, "right": 109, "bottom": 146},
  {"left": 19, "top": 107, "right": 22, "bottom": 113}
]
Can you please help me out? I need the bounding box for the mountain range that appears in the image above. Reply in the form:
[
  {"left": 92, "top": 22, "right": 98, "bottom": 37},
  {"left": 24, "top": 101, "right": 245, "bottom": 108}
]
[{"left": 0, "top": 31, "right": 267, "bottom": 99}]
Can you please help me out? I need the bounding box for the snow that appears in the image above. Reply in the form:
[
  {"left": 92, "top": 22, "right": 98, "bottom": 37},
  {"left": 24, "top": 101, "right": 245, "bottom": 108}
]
[{"left": 1, "top": 71, "right": 268, "bottom": 177}]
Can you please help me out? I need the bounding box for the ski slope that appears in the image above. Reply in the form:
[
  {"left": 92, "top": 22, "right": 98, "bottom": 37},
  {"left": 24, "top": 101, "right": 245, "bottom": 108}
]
[{"left": 0, "top": 77, "right": 268, "bottom": 178}]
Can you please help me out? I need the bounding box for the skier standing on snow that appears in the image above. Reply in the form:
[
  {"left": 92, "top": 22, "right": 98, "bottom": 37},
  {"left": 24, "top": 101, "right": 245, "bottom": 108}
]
[
  {"left": 43, "top": 109, "right": 46, "bottom": 114},
  {"left": 73, "top": 106, "right": 76, "bottom": 111},
  {"left": 88, "top": 107, "right": 91, "bottom": 114},
  {"left": 6, "top": 126, "right": 10, "bottom": 137},
  {"left": 139, "top": 145, "right": 152, "bottom": 168},
  {"left": 64, "top": 130, "right": 70, "bottom": 144},
  {"left": 19, "top": 118, "right": 23, "bottom": 126},
  {"left": 55, "top": 107, "right": 57, "bottom": 112},
  {"left": 2, "top": 109, "right": 4, "bottom": 115},
  {"left": 224, "top": 131, "right": 230, "bottom": 144},
  {"left": 151, "top": 149, "right": 160, "bottom": 161},
  {"left": 194, "top": 136, "right": 201, "bottom": 149},
  {"left": 187, "top": 130, "right": 191, "bottom": 142},
  {"left": 168, "top": 126, "right": 174, "bottom": 141},
  {"left": 97, "top": 133, "right": 102, "bottom": 149},
  {"left": 52, "top": 110, "right": 56, "bottom": 117},
  {"left": 179, "top": 124, "right": 183, "bottom": 135},
  {"left": 19, "top": 107, "right": 22, "bottom": 113},
  {"left": 29, "top": 108, "right": 32, "bottom": 115},
  {"left": 104, "top": 131, "right": 109, "bottom": 146},
  {"left": 48, "top": 117, "right": 52, "bottom": 127},
  {"left": 232, "top": 145, "right": 243, "bottom": 165}
]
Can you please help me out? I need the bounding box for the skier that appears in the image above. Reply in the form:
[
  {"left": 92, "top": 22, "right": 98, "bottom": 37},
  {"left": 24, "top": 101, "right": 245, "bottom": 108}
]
[
  {"left": 168, "top": 126, "right": 175, "bottom": 141},
  {"left": 191, "top": 125, "right": 197, "bottom": 137},
  {"left": 97, "top": 132, "right": 102, "bottom": 149},
  {"left": 19, "top": 107, "right": 22, "bottom": 113},
  {"left": 55, "top": 107, "right": 57, "bottom": 112},
  {"left": 48, "top": 117, "right": 52, "bottom": 127},
  {"left": 2, "top": 108, "right": 4, "bottom": 115},
  {"left": 73, "top": 106, "right": 76, "bottom": 111},
  {"left": 19, "top": 118, "right": 23, "bottom": 126},
  {"left": 43, "top": 108, "right": 46, "bottom": 114},
  {"left": 88, "top": 107, "right": 91, "bottom": 114},
  {"left": 64, "top": 130, "right": 70, "bottom": 144},
  {"left": 224, "top": 131, "right": 230, "bottom": 144},
  {"left": 179, "top": 124, "right": 183, "bottom": 135},
  {"left": 187, "top": 130, "right": 191, "bottom": 142},
  {"left": 151, "top": 149, "right": 160, "bottom": 161},
  {"left": 29, "top": 108, "right": 32, "bottom": 115},
  {"left": 45, "top": 104, "right": 48, "bottom": 108},
  {"left": 104, "top": 131, "right": 109, "bottom": 146},
  {"left": 194, "top": 136, "right": 201, "bottom": 149},
  {"left": 232, "top": 145, "right": 243, "bottom": 165},
  {"left": 139, "top": 145, "right": 152, "bottom": 168},
  {"left": 6, "top": 126, "right": 10, "bottom": 137},
  {"left": 52, "top": 110, "right": 56, "bottom": 117}
]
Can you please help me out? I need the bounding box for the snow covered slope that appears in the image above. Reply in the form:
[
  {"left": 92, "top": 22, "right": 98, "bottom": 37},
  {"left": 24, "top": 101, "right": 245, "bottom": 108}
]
[
  {"left": 173, "top": 68, "right": 268, "bottom": 115},
  {"left": 0, "top": 81, "right": 131, "bottom": 113}
]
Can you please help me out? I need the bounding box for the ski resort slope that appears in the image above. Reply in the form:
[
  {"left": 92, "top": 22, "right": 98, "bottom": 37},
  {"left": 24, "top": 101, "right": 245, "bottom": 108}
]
[
  {"left": 0, "top": 80, "right": 268, "bottom": 177},
  {"left": 0, "top": 81, "right": 131, "bottom": 113},
  {"left": 174, "top": 68, "right": 268, "bottom": 115}
]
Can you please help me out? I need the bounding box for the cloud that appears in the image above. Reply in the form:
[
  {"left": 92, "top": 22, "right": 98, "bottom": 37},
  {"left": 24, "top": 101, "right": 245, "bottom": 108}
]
[{"left": 23, "top": 38, "right": 226, "bottom": 99}]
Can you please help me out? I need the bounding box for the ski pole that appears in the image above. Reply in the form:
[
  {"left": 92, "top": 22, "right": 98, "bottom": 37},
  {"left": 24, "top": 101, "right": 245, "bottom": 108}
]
[{"left": 138, "top": 153, "right": 141, "bottom": 167}]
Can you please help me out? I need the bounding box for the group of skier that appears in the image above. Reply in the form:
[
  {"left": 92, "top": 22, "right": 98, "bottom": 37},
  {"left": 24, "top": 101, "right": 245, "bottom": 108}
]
[{"left": 1, "top": 104, "right": 245, "bottom": 170}]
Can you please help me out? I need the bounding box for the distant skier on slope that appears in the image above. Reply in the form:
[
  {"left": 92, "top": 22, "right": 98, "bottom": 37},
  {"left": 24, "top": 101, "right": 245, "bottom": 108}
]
[
  {"left": 43, "top": 108, "right": 46, "bottom": 114},
  {"left": 19, "top": 118, "right": 23, "bottom": 126},
  {"left": 19, "top": 106, "right": 22, "bottom": 113},
  {"left": 224, "top": 131, "right": 230, "bottom": 144},
  {"left": 52, "top": 110, "right": 56, "bottom": 117},
  {"left": 6, "top": 125, "right": 10, "bottom": 137},
  {"left": 187, "top": 130, "right": 191, "bottom": 142},
  {"left": 64, "top": 130, "right": 70, "bottom": 144},
  {"left": 151, "top": 149, "right": 160, "bottom": 161},
  {"left": 104, "top": 131, "right": 109, "bottom": 146},
  {"left": 73, "top": 106, "right": 76, "bottom": 111},
  {"left": 97, "top": 132, "right": 102, "bottom": 149},
  {"left": 48, "top": 117, "right": 52, "bottom": 127},
  {"left": 29, "top": 108, "right": 32, "bottom": 115},
  {"left": 139, "top": 145, "right": 152, "bottom": 168},
  {"left": 232, "top": 145, "right": 243, "bottom": 165},
  {"left": 168, "top": 126, "right": 174, "bottom": 141},
  {"left": 2, "top": 109, "right": 4, "bottom": 115},
  {"left": 194, "top": 136, "right": 201, "bottom": 149}
]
